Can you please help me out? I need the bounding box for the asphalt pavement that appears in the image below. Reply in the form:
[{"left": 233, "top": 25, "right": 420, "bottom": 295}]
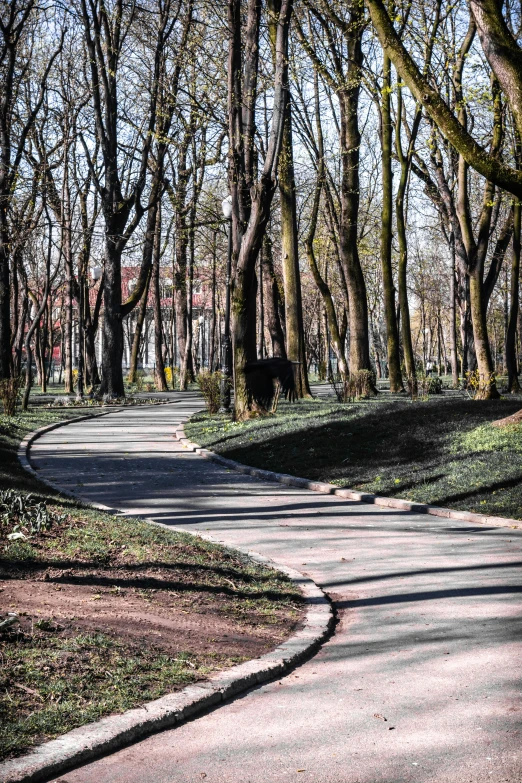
[{"left": 27, "top": 392, "right": 522, "bottom": 783}]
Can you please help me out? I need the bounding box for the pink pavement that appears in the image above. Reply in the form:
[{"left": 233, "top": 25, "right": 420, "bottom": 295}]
[{"left": 27, "top": 393, "right": 522, "bottom": 783}]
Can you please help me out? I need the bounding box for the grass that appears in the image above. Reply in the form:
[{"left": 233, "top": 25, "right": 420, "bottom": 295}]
[
  {"left": 1, "top": 631, "right": 203, "bottom": 762},
  {"left": 0, "top": 406, "right": 302, "bottom": 760},
  {"left": 185, "top": 394, "right": 522, "bottom": 521}
]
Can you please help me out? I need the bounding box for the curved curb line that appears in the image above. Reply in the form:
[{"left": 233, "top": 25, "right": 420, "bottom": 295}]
[
  {"left": 3, "top": 419, "right": 334, "bottom": 783},
  {"left": 175, "top": 424, "right": 521, "bottom": 531}
]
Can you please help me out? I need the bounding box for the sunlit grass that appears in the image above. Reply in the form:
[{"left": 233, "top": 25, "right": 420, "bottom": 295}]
[{"left": 186, "top": 396, "right": 522, "bottom": 520}]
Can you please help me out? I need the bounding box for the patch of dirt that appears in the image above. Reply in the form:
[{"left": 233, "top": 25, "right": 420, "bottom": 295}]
[{"left": 0, "top": 570, "right": 299, "bottom": 660}]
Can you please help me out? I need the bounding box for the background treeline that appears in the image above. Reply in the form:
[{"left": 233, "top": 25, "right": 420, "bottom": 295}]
[{"left": 2, "top": 0, "right": 522, "bottom": 416}]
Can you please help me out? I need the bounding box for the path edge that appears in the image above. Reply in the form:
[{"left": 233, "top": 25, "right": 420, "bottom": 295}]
[
  {"left": 175, "top": 424, "right": 521, "bottom": 530},
  {"left": 2, "top": 413, "right": 335, "bottom": 783}
]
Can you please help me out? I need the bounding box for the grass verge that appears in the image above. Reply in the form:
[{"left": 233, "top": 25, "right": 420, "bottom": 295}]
[
  {"left": 0, "top": 408, "right": 303, "bottom": 761},
  {"left": 185, "top": 394, "right": 522, "bottom": 520}
]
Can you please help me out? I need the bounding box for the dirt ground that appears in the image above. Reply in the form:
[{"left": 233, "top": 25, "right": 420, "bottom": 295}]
[
  {"left": 1, "top": 564, "right": 299, "bottom": 660},
  {"left": 0, "top": 512, "right": 304, "bottom": 760}
]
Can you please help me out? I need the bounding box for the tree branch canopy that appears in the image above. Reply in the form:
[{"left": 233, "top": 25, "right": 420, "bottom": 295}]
[{"left": 364, "top": 0, "right": 522, "bottom": 198}]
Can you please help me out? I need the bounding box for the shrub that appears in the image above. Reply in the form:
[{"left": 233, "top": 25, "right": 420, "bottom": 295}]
[
  {"left": 135, "top": 369, "right": 145, "bottom": 391},
  {"left": 428, "top": 376, "right": 443, "bottom": 394},
  {"left": 464, "top": 369, "right": 496, "bottom": 399},
  {"left": 333, "top": 369, "right": 376, "bottom": 402},
  {"left": 407, "top": 374, "right": 442, "bottom": 401},
  {"left": 164, "top": 366, "right": 179, "bottom": 389},
  {"left": 0, "top": 376, "right": 22, "bottom": 416},
  {"left": 197, "top": 370, "right": 222, "bottom": 414}
]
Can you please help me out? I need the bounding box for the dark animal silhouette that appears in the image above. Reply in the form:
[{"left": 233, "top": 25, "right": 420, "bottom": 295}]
[{"left": 244, "top": 358, "right": 298, "bottom": 410}]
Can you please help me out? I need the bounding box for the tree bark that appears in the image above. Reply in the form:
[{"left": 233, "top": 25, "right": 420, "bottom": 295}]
[
  {"left": 506, "top": 198, "right": 521, "bottom": 391},
  {"left": 380, "top": 54, "right": 403, "bottom": 391},
  {"left": 153, "top": 207, "right": 167, "bottom": 391},
  {"left": 229, "top": 0, "right": 293, "bottom": 420},
  {"left": 262, "top": 233, "right": 286, "bottom": 358},
  {"left": 128, "top": 269, "right": 151, "bottom": 384}
]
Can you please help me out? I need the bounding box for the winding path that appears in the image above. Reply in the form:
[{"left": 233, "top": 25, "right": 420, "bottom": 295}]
[{"left": 28, "top": 393, "right": 522, "bottom": 783}]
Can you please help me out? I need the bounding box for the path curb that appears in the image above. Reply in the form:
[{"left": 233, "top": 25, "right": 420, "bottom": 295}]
[
  {"left": 175, "top": 424, "right": 521, "bottom": 531},
  {"left": 3, "top": 412, "right": 334, "bottom": 783}
]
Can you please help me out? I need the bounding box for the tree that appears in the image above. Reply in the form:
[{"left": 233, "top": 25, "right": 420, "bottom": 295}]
[
  {"left": 228, "top": 0, "right": 293, "bottom": 419},
  {"left": 0, "top": 1, "right": 63, "bottom": 379}
]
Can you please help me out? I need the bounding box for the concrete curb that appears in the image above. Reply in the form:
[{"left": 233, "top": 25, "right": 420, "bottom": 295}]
[
  {"left": 175, "top": 424, "right": 521, "bottom": 531},
  {"left": 2, "top": 414, "right": 335, "bottom": 783}
]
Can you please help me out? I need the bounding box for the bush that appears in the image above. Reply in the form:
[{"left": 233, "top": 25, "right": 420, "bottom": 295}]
[
  {"left": 135, "top": 369, "right": 145, "bottom": 391},
  {"left": 407, "top": 374, "right": 442, "bottom": 400},
  {"left": 0, "top": 376, "right": 22, "bottom": 416},
  {"left": 333, "top": 369, "right": 376, "bottom": 402},
  {"left": 197, "top": 370, "right": 222, "bottom": 414},
  {"left": 428, "top": 376, "right": 443, "bottom": 394},
  {"left": 464, "top": 369, "right": 496, "bottom": 399},
  {"left": 164, "top": 366, "right": 179, "bottom": 390}
]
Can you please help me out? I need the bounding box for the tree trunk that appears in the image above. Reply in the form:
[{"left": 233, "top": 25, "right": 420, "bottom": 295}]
[
  {"left": 380, "top": 55, "right": 403, "bottom": 392},
  {"left": 62, "top": 198, "right": 74, "bottom": 393},
  {"left": 469, "top": 269, "right": 499, "bottom": 398},
  {"left": 153, "top": 208, "right": 167, "bottom": 391},
  {"left": 128, "top": 269, "right": 151, "bottom": 383},
  {"left": 506, "top": 198, "right": 521, "bottom": 391},
  {"left": 279, "top": 84, "right": 311, "bottom": 397},
  {"left": 336, "top": 17, "right": 374, "bottom": 383},
  {"left": 262, "top": 233, "right": 286, "bottom": 357},
  {"left": 395, "top": 84, "right": 416, "bottom": 390},
  {"left": 449, "top": 230, "right": 459, "bottom": 386},
  {"left": 230, "top": 0, "right": 293, "bottom": 420}
]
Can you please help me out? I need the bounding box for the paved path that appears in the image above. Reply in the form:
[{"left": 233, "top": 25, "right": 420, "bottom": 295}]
[{"left": 29, "top": 394, "right": 522, "bottom": 783}]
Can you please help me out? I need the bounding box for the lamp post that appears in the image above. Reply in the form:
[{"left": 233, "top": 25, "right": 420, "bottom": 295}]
[
  {"left": 77, "top": 265, "right": 102, "bottom": 399},
  {"left": 220, "top": 195, "right": 233, "bottom": 412}
]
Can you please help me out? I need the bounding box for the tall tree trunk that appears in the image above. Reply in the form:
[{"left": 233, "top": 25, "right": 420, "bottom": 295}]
[
  {"left": 62, "top": 174, "right": 74, "bottom": 393},
  {"left": 449, "top": 229, "right": 459, "bottom": 386},
  {"left": 101, "top": 236, "right": 125, "bottom": 397},
  {"left": 469, "top": 268, "right": 498, "bottom": 398},
  {"left": 278, "top": 81, "right": 310, "bottom": 396},
  {"left": 336, "top": 7, "right": 374, "bottom": 383},
  {"left": 23, "top": 220, "right": 51, "bottom": 411},
  {"left": 210, "top": 232, "right": 217, "bottom": 371},
  {"left": 506, "top": 198, "right": 521, "bottom": 391},
  {"left": 230, "top": 0, "right": 293, "bottom": 419},
  {"left": 380, "top": 55, "right": 403, "bottom": 392},
  {"left": 153, "top": 208, "right": 167, "bottom": 391},
  {"left": 262, "top": 233, "right": 286, "bottom": 357},
  {"left": 128, "top": 269, "right": 151, "bottom": 383},
  {"left": 395, "top": 83, "right": 417, "bottom": 390}
]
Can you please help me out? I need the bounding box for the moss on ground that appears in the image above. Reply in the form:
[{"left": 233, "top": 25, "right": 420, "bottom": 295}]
[{"left": 185, "top": 395, "right": 522, "bottom": 520}]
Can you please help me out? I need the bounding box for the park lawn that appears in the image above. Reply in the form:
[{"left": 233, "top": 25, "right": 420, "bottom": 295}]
[
  {"left": 185, "top": 394, "right": 522, "bottom": 521},
  {"left": 0, "top": 408, "right": 303, "bottom": 761}
]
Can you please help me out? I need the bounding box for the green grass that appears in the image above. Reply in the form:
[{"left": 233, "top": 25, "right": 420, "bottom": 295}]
[
  {"left": 0, "top": 407, "right": 302, "bottom": 760},
  {"left": 1, "top": 631, "right": 206, "bottom": 761},
  {"left": 185, "top": 395, "right": 522, "bottom": 520}
]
